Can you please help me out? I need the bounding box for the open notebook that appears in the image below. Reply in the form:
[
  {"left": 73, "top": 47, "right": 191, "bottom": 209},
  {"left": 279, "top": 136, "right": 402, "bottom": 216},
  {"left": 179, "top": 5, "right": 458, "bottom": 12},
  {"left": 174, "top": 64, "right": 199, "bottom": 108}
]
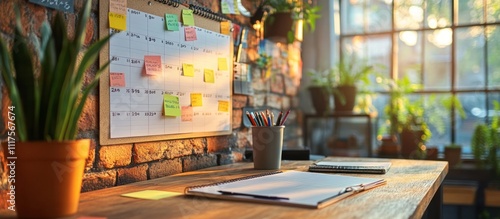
[
  {"left": 308, "top": 161, "right": 392, "bottom": 174},
  {"left": 184, "top": 170, "right": 386, "bottom": 209}
]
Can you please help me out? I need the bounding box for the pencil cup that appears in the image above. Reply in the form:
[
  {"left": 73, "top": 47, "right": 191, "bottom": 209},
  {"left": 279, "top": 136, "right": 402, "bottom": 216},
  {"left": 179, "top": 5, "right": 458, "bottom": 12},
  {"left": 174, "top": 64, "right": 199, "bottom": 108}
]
[{"left": 251, "top": 126, "right": 285, "bottom": 170}]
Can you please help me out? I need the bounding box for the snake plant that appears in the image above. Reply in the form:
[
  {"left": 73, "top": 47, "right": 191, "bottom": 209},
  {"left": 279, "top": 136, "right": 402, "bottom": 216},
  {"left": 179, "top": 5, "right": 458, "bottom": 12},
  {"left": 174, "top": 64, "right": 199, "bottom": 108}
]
[{"left": 0, "top": 1, "right": 111, "bottom": 141}]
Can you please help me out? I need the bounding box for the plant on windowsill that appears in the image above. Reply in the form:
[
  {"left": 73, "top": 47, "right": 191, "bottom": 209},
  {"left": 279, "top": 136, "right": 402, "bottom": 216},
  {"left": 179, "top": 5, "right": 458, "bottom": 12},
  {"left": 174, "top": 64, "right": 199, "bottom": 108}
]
[
  {"left": 306, "top": 68, "right": 335, "bottom": 115},
  {"left": 262, "top": 0, "right": 321, "bottom": 43},
  {"left": 485, "top": 100, "right": 500, "bottom": 206},
  {"left": 0, "top": 1, "right": 111, "bottom": 218}
]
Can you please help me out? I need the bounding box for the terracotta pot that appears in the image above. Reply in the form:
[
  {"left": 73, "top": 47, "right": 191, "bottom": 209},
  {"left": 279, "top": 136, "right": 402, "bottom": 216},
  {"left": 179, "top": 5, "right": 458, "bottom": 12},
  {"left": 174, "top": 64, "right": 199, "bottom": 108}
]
[
  {"left": 2, "top": 139, "right": 89, "bottom": 218},
  {"left": 444, "top": 146, "right": 462, "bottom": 168},
  {"left": 400, "top": 129, "right": 424, "bottom": 159},
  {"left": 308, "top": 86, "right": 330, "bottom": 115},
  {"left": 426, "top": 147, "right": 439, "bottom": 160},
  {"left": 378, "top": 135, "right": 399, "bottom": 157},
  {"left": 264, "top": 12, "right": 294, "bottom": 40},
  {"left": 334, "top": 85, "right": 357, "bottom": 112}
]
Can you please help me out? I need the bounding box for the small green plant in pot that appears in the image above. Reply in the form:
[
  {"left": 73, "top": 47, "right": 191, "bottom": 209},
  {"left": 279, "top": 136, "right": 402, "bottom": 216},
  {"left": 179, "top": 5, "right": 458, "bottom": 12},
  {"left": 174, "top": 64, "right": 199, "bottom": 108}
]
[
  {"left": 307, "top": 68, "right": 335, "bottom": 115},
  {"left": 0, "top": 1, "right": 111, "bottom": 218}
]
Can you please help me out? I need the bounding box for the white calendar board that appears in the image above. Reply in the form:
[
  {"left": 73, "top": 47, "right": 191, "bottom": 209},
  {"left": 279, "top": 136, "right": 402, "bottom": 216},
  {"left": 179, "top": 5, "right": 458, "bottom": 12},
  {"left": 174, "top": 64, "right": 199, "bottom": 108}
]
[{"left": 99, "top": 0, "right": 232, "bottom": 145}]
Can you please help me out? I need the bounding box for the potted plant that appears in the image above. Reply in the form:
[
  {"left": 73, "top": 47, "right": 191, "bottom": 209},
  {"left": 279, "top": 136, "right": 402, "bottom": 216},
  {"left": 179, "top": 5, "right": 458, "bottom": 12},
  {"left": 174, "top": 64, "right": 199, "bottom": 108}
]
[
  {"left": 485, "top": 101, "right": 500, "bottom": 207},
  {"left": 444, "top": 143, "right": 462, "bottom": 167},
  {"left": 0, "top": 1, "right": 111, "bottom": 218},
  {"left": 306, "top": 68, "right": 335, "bottom": 115},
  {"left": 330, "top": 55, "right": 376, "bottom": 112},
  {"left": 471, "top": 123, "right": 491, "bottom": 168},
  {"left": 262, "top": 0, "right": 321, "bottom": 43}
]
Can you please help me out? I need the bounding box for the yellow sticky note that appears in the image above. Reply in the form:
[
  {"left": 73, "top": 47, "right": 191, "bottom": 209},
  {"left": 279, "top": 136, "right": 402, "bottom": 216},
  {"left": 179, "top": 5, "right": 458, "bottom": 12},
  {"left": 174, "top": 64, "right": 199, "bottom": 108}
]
[
  {"left": 109, "top": 12, "right": 126, "bottom": 31},
  {"left": 182, "top": 9, "right": 195, "bottom": 26},
  {"left": 190, "top": 93, "right": 203, "bottom": 107},
  {"left": 182, "top": 63, "right": 194, "bottom": 77},
  {"left": 163, "top": 94, "right": 181, "bottom": 116},
  {"left": 218, "top": 58, "right": 228, "bottom": 71},
  {"left": 220, "top": 21, "right": 230, "bottom": 35},
  {"left": 181, "top": 106, "right": 193, "bottom": 122},
  {"left": 204, "top": 69, "right": 215, "bottom": 83},
  {"left": 218, "top": 100, "right": 229, "bottom": 112},
  {"left": 121, "top": 190, "right": 182, "bottom": 200}
]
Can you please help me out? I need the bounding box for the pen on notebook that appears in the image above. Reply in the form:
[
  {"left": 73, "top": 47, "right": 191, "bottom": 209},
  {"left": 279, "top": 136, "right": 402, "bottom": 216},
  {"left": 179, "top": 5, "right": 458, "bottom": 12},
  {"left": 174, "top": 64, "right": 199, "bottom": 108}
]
[{"left": 218, "top": 190, "right": 289, "bottom": 200}]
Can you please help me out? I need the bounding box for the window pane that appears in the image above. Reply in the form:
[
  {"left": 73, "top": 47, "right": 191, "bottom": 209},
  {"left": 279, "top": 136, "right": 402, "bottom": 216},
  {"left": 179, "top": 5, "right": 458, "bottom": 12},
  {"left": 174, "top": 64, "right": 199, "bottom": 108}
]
[
  {"left": 457, "top": 0, "right": 484, "bottom": 25},
  {"left": 488, "top": 92, "right": 500, "bottom": 123},
  {"left": 455, "top": 27, "right": 486, "bottom": 89},
  {"left": 423, "top": 94, "right": 452, "bottom": 151},
  {"left": 487, "top": 25, "right": 500, "bottom": 88},
  {"left": 366, "top": 0, "right": 392, "bottom": 33},
  {"left": 395, "top": 0, "right": 424, "bottom": 30},
  {"left": 397, "top": 31, "right": 422, "bottom": 83},
  {"left": 341, "top": 0, "right": 364, "bottom": 34},
  {"left": 456, "top": 93, "right": 487, "bottom": 154},
  {"left": 424, "top": 29, "right": 452, "bottom": 90},
  {"left": 486, "top": 0, "right": 500, "bottom": 23},
  {"left": 425, "top": 0, "right": 451, "bottom": 28}
]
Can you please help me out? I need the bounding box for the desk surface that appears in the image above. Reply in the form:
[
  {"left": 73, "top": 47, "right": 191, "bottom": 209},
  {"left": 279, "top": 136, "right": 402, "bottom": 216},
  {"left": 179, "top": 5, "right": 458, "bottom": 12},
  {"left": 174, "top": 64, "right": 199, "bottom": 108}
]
[{"left": 0, "top": 157, "right": 448, "bottom": 219}]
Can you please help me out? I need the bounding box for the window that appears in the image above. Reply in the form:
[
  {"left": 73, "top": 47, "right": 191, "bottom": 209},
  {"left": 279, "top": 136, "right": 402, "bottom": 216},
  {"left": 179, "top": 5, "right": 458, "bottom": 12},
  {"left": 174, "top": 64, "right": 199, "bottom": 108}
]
[{"left": 338, "top": 0, "right": 500, "bottom": 154}]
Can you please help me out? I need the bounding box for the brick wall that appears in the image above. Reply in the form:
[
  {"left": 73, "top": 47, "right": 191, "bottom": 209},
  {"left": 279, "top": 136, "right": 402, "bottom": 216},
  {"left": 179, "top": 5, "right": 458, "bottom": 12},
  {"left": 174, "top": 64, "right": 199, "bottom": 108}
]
[{"left": 0, "top": 0, "right": 303, "bottom": 205}]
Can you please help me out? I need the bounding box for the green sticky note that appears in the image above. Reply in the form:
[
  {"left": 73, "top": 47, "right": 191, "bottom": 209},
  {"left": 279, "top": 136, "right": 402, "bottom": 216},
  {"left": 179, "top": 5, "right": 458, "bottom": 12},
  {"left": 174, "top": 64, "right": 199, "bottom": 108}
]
[
  {"left": 204, "top": 69, "right": 215, "bottom": 83},
  {"left": 183, "top": 63, "right": 194, "bottom": 77},
  {"left": 163, "top": 94, "right": 181, "bottom": 117},
  {"left": 182, "top": 9, "right": 195, "bottom": 26},
  {"left": 165, "top": 13, "right": 179, "bottom": 31},
  {"left": 121, "top": 190, "right": 182, "bottom": 200},
  {"left": 221, "top": 1, "right": 230, "bottom": 14}
]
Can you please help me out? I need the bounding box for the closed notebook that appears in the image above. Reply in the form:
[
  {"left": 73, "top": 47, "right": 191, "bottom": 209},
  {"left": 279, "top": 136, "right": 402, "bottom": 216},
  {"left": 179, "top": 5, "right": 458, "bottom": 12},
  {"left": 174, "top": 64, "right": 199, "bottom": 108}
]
[
  {"left": 184, "top": 170, "right": 386, "bottom": 209},
  {"left": 308, "top": 161, "right": 392, "bottom": 174}
]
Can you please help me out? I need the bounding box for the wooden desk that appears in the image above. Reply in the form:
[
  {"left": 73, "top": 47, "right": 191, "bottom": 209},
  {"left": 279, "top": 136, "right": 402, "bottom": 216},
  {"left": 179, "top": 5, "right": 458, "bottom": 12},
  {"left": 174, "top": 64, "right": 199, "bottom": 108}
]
[{"left": 0, "top": 157, "right": 447, "bottom": 219}]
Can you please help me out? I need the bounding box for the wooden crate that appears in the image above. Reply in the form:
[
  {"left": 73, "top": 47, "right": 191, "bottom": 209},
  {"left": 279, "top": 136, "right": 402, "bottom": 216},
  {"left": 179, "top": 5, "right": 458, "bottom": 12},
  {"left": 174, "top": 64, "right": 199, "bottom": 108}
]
[
  {"left": 485, "top": 188, "right": 500, "bottom": 207},
  {"left": 443, "top": 185, "right": 477, "bottom": 205}
]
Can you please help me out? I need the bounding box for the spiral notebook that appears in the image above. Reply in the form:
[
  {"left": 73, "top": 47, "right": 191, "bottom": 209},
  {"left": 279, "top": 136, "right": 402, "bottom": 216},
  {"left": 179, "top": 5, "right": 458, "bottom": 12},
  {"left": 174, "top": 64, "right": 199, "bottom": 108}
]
[
  {"left": 184, "top": 170, "right": 386, "bottom": 209},
  {"left": 308, "top": 161, "right": 392, "bottom": 174}
]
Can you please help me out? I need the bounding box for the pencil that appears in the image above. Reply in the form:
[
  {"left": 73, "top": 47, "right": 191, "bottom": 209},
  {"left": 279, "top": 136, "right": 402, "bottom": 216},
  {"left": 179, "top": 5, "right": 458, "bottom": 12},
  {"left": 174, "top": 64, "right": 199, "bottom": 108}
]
[{"left": 280, "top": 109, "right": 290, "bottom": 126}]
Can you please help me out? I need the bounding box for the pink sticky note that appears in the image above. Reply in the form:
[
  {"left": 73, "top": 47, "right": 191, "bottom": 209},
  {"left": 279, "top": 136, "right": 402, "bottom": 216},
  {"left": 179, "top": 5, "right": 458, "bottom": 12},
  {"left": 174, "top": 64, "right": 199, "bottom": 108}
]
[
  {"left": 109, "top": 72, "right": 125, "bottom": 87},
  {"left": 181, "top": 106, "right": 193, "bottom": 122},
  {"left": 184, "top": 27, "right": 197, "bottom": 41},
  {"left": 144, "top": 55, "right": 162, "bottom": 75}
]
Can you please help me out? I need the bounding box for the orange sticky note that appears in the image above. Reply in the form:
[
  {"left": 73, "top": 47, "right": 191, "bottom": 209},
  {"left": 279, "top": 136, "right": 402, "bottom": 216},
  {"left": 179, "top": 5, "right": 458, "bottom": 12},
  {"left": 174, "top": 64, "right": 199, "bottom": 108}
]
[
  {"left": 190, "top": 93, "right": 202, "bottom": 107},
  {"left": 204, "top": 69, "right": 215, "bottom": 83},
  {"left": 218, "top": 100, "right": 229, "bottom": 112},
  {"left": 218, "top": 58, "right": 228, "bottom": 71},
  {"left": 220, "top": 21, "right": 230, "bottom": 35},
  {"left": 109, "top": 0, "right": 127, "bottom": 15},
  {"left": 182, "top": 63, "right": 194, "bottom": 77},
  {"left": 109, "top": 72, "right": 125, "bottom": 87},
  {"left": 184, "top": 27, "right": 197, "bottom": 41},
  {"left": 181, "top": 106, "right": 193, "bottom": 122},
  {"left": 144, "top": 55, "right": 162, "bottom": 75},
  {"left": 109, "top": 12, "right": 126, "bottom": 31}
]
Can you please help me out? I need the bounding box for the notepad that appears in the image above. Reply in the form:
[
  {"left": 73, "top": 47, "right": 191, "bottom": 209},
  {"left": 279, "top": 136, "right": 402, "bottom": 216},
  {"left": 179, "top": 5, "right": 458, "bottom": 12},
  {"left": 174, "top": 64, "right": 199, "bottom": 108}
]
[
  {"left": 308, "top": 161, "right": 392, "bottom": 174},
  {"left": 184, "top": 170, "right": 385, "bottom": 209}
]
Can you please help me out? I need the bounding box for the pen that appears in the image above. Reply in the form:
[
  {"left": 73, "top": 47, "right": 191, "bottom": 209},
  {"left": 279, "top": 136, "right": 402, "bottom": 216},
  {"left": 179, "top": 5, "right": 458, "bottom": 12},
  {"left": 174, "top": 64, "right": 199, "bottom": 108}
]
[
  {"left": 218, "top": 190, "right": 289, "bottom": 200},
  {"left": 280, "top": 109, "right": 290, "bottom": 126}
]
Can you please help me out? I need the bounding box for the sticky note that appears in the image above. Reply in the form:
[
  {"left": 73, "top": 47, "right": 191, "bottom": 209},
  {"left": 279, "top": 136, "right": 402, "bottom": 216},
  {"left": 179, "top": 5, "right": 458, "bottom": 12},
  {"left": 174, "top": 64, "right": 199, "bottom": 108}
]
[
  {"left": 218, "top": 58, "right": 228, "bottom": 71},
  {"left": 109, "top": 12, "right": 126, "bottom": 31},
  {"left": 181, "top": 106, "right": 193, "bottom": 122},
  {"left": 182, "top": 9, "right": 195, "bottom": 26},
  {"left": 190, "top": 93, "right": 203, "bottom": 107},
  {"left": 220, "top": 21, "right": 230, "bottom": 35},
  {"left": 184, "top": 27, "right": 197, "bottom": 41},
  {"left": 221, "top": 1, "right": 230, "bottom": 14},
  {"left": 109, "top": 0, "right": 127, "bottom": 15},
  {"left": 163, "top": 94, "right": 181, "bottom": 116},
  {"left": 218, "top": 100, "right": 229, "bottom": 112},
  {"left": 144, "top": 55, "right": 162, "bottom": 76},
  {"left": 109, "top": 72, "right": 126, "bottom": 87},
  {"left": 182, "top": 63, "right": 194, "bottom": 77},
  {"left": 165, "top": 13, "right": 179, "bottom": 31},
  {"left": 233, "top": 0, "right": 240, "bottom": 14},
  {"left": 204, "top": 69, "right": 215, "bottom": 83},
  {"left": 121, "top": 190, "right": 182, "bottom": 200}
]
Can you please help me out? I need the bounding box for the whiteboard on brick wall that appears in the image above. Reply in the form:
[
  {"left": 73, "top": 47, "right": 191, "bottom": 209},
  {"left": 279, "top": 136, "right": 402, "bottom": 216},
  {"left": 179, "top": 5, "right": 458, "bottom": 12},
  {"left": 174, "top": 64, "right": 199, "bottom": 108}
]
[{"left": 99, "top": 0, "right": 232, "bottom": 145}]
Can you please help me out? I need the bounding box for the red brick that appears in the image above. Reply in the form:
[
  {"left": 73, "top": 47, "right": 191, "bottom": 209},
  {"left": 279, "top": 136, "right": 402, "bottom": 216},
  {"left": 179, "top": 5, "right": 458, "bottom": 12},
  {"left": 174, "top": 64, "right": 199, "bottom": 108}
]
[
  {"left": 183, "top": 155, "right": 217, "bottom": 172},
  {"left": 232, "top": 109, "right": 243, "bottom": 129},
  {"left": 232, "top": 151, "right": 244, "bottom": 162},
  {"left": 270, "top": 75, "right": 284, "bottom": 94},
  {"left": 27, "top": 3, "right": 47, "bottom": 36},
  {"left": 83, "top": 16, "right": 95, "bottom": 46},
  {"left": 189, "top": 138, "right": 206, "bottom": 155},
  {"left": 267, "top": 93, "right": 283, "bottom": 109},
  {"left": 85, "top": 138, "right": 97, "bottom": 171},
  {"left": 1, "top": 86, "right": 11, "bottom": 137},
  {"left": 253, "top": 93, "right": 266, "bottom": 107},
  {"left": 65, "top": 13, "right": 76, "bottom": 40},
  {"left": 78, "top": 94, "right": 98, "bottom": 132},
  {"left": 207, "top": 136, "right": 230, "bottom": 152},
  {"left": 116, "top": 164, "right": 148, "bottom": 185},
  {"left": 81, "top": 170, "right": 117, "bottom": 192},
  {"left": 133, "top": 141, "right": 168, "bottom": 163},
  {"left": 284, "top": 76, "right": 298, "bottom": 95},
  {"left": 149, "top": 158, "right": 182, "bottom": 179},
  {"left": 98, "top": 144, "right": 132, "bottom": 169},
  {"left": 0, "top": 1, "right": 16, "bottom": 35},
  {"left": 232, "top": 95, "right": 247, "bottom": 108},
  {"left": 237, "top": 129, "right": 252, "bottom": 149}
]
